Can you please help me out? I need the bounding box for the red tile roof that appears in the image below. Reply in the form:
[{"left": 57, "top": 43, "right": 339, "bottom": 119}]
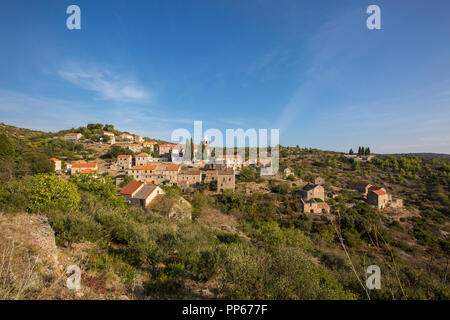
[
  {"left": 218, "top": 154, "right": 241, "bottom": 159},
  {"left": 166, "top": 165, "right": 180, "bottom": 171},
  {"left": 65, "top": 133, "right": 80, "bottom": 136},
  {"left": 371, "top": 189, "right": 387, "bottom": 196},
  {"left": 119, "top": 181, "right": 144, "bottom": 195},
  {"left": 72, "top": 162, "right": 97, "bottom": 168},
  {"left": 118, "top": 155, "right": 132, "bottom": 159},
  {"left": 50, "top": 158, "right": 60, "bottom": 162},
  {"left": 79, "top": 169, "right": 97, "bottom": 174},
  {"left": 180, "top": 170, "right": 201, "bottom": 175},
  {"left": 128, "top": 165, "right": 157, "bottom": 170}
]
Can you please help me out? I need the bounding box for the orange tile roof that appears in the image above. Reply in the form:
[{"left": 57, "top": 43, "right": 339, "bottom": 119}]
[
  {"left": 136, "top": 152, "right": 149, "bottom": 157},
  {"left": 143, "top": 141, "right": 156, "bottom": 145},
  {"left": 65, "top": 133, "right": 80, "bottom": 136},
  {"left": 159, "top": 144, "right": 177, "bottom": 149},
  {"left": 371, "top": 189, "right": 387, "bottom": 196},
  {"left": 166, "top": 165, "right": 180, "bottom": 171},
  {"left": 119, "top": 181, "right": 144, "bottom": 195},
  {"left": 79, "top": 169, "right": 97, "bottom": 174},
  {"left": 181, "top": 144, "right": 199, "bottom": 149},
  {"left": 218, "top": 154, "right": 241, "bottom": 159},
  {"left": 128, "top": 165, "right": 158, "bottom": 170},
  {"left": 317, "top": 202, "right": 329, "bottom": 208},
  {"left": 206, "top": 170, "right": 218, "bottom": 174},
  {"left": 180, "top": 170, "right": 201, "bottom": 175},
  {"left": 50, "top": 158, "right": 60, "bottom": 162},
  {"left": 118, "top": 154, "right": 132, "bottom": 159},
  {"left": 72, "top": 162, "right": 97, "bottom": 168}
]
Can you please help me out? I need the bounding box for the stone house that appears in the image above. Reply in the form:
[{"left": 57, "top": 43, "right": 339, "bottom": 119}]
[
  {"left": 127, "top": 165, "right": 158, "bottom": 183},
  {"left": 203, "top": 170, "right": 218, "bottom": 184},
  {"left": 50, "top": 158, "right": 61, "bottom": 171},
  {"left": 216, "top": 154, "right": 243, "bottom": 171},
  {"left": 164, "top": 165, "right": 181, "bottom": 185},
  {"left": 367, "top": 188, "right": 403, "bottom": 209},
  {"left": 367, "top": 188, "right": 390, "bottom": 209},
  {"left": 217, "top": 170, "right": 235, "bottom": 192},
  {"left": 300, "top": 184, "right": 325, "bottom": 201},
  {"left": 390, "top": 198, "right": 403, "bottom": 209},
  {"left": 102, "top": 131, "right": 115, "bottom": 137},
  {"left": 117, "top": 155, "right": 132, "bottom": 170},
  {"left": 119, "top": 181, "right": 164, "bottom": 208},
  {"left": 64, "top": 133, "right": 82, "bottom": 141},
  {"left": 120, "top": 133, "right": 134, "bottom": 141},
  {"left": 134, "top": 135, "right": 144, "bottom": 143},
  {"left": 302, "top": 199, "right": 331, "bottom": 214},
  {"left": 136, "top": 152, "right": 152, "bottom": 166},
  {"left": 143, "top": 141, "right": 156, "bottom": 152},
  {"left": 79, "top": 169, "right": 97, "bottom": 175},
  {"left": 158, "top": 144, "right": 177, "bottom": 156},
  {"left": 178, "top": 170, "right": 202, "bottom": 187},
  {"left": 257, "top": 158, "right": 272, "bottom": 168},
  {"left": 70, "top": 162, "right": 98, "bottom": 175},
  {"left": 128, "top": 144, "right": 143, "bottom": 153},
  {"left": 314, "top": 176, "right": 325, "bottom": 185},
  {"left": 177, "top": 180, "right": 190, "bottom": 192}
]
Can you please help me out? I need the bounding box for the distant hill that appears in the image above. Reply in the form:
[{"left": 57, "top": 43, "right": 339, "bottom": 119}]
[
  {"left": 0, "top": 122, "right": 46, "bottom": 138},
  {"left": 387, "top": 153, "right": 450, "bottom": 160}
]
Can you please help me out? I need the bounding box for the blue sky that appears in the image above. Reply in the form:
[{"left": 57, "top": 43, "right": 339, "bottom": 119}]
[{"left": 0, "top": 0, "right": 449, "bottom": 153}]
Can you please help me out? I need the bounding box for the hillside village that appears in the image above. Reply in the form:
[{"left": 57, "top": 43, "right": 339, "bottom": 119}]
[
  {"left": 50, "top": 128, "right": 406, "bottom": 214},
  {"left": 0, "top": 122, "right": 448, "bottom": 300}
]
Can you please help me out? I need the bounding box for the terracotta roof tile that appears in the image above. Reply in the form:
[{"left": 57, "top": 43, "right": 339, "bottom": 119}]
[
  {"left": 166, "top": 165, "right": 180, "bottom": 171},
  {"left": 128, "top": 165, "right": 157, "bottom": 170},
  {"left": 119, "top": 181, "right": 144, "bottom": 195},
  {"left": 72, "top": 162, "right": 97, "bottom": 168}
]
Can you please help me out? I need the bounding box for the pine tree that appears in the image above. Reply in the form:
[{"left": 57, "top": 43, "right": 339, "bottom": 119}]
[
  {"left": 190, "top": 137, "right": 194, "bottom": 160},
  {"left": 184, "top": 138, "right": 190, "bottom": 161},
  {"left": 349, "top": 148, "right": 354, "bottom": 155}
]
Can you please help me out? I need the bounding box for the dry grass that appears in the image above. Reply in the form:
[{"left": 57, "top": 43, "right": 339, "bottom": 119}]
[{"left": 0, "top": 241, "right": 42, "bottom": 299}]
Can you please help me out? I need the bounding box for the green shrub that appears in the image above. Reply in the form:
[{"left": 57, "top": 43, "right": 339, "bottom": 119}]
[
  {"left": 27, "top": 174, "right": 80, "bottom": 213},
  {"left": 216, "top": 232, "right": 241, "bottom": 244}
]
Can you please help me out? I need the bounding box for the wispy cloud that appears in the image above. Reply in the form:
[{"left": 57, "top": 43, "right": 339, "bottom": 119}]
[
  {"left": 59, "top": 65, "right": 154, "bottom": 104},
  {"left": 0, "top": 89, "right": 190, "bottom": 141}
]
